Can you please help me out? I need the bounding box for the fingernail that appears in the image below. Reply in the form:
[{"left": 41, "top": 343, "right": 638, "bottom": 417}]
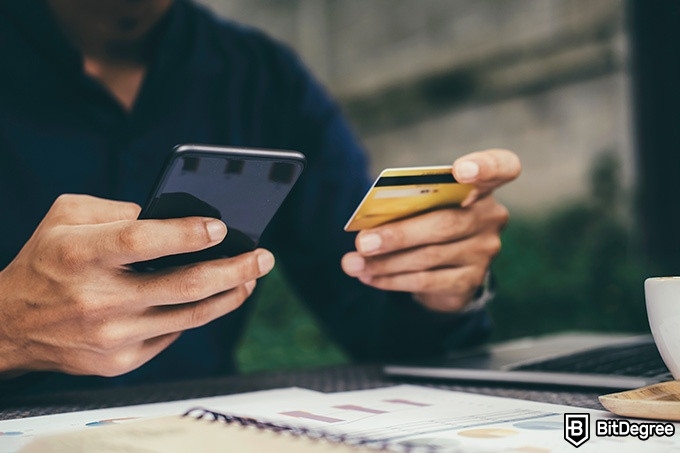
[
  {"left": 455, "top": 161, "right": 479, "bottom": 182},
  {"left": 245, "top": 280, "right": 257, "bottom": 295},
  {"left": 257, "top": 250, "right": 275, "bottom": 273},
  {"left": 359, "top": 233, "right": 382, "bottom": 253},
  {"left": 205, "top": 219, "right": 227, "bottom": 242},
  {"left": 343, "top": 255, "right": 365, "bottom": 274}
]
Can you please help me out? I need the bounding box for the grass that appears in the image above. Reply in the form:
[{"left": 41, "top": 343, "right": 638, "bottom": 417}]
[
  {"left": 487, "top": 206, "right": 652, "bottom": 341},
  {"left": 235, "top": 268, "right": 348, "bottom": 373}
]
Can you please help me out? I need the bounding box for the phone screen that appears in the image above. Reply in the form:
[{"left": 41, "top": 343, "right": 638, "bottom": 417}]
[{"left": 133, "top": 145, "right": 305, "bottom": 271}]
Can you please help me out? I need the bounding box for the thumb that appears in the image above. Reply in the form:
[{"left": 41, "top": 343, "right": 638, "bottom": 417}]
[{"left": 453, "top": 149, "right": 521, "bottom": 205}]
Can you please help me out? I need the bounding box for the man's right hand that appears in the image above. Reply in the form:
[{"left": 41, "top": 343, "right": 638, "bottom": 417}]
[{"left": 0, "top": 194, "right": 274, "bottom": 377}]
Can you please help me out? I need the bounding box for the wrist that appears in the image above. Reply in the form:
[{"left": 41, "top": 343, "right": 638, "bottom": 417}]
[
  {"left": 411, "top": 270, "right": 494, "bottom": 313},
  {"left": 0, "top": 271, "right": 34, "bottom": 375},
  {"left": 0, "top": 337, "right": 29, "bottom": 375},
  {"left": 460, "top": 271, "right": 494, "bottom": 313},
  {"left": 0, "top": 323, "right": 30, "bottom": 375}
]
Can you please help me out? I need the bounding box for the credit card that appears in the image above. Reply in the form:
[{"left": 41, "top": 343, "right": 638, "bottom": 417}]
[{"left": 344, "top": 165, "right": 473, "bottom": 232}]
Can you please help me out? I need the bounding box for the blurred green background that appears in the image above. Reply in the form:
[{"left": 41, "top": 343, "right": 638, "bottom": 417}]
[{"left": 236, "top": 151, "right": 656, "bottom": 373}]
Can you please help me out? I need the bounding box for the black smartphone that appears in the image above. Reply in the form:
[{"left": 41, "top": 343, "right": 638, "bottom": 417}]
[{"left": 132, "top": 144, "right": 306, "bottom": 271}]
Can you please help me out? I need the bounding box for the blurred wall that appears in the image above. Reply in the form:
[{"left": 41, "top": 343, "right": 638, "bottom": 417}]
[{"left": 197, "top": 0, "right": 631, "bottom": 215}]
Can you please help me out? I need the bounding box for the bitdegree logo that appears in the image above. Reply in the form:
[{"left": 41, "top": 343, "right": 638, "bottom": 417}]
[
  {"left": 564, "top": 414, "right": 590, "bottom": 447},
  {"left": 596, "top": 419, "right": 675, "bottom": 441},
  {"left": 564, "top": 413, "right": 676, "bottom": 447}
]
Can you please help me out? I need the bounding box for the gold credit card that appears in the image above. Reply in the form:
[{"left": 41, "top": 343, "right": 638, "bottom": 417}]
[{"left": 344, "top": 165, "right": 473, "bottom": 232}]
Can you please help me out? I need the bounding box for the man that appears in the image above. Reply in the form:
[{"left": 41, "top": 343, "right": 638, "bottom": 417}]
[{"left": 0, "top": 0, "right": 520, "bottom": 391}]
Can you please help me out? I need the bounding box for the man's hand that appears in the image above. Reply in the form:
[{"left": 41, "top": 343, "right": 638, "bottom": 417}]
[
  {"left": 0, "top": 194, "right": 275, "bottom": 377},
  {"left": 341, "top": 149, "right": 521, "bottom": 312}
]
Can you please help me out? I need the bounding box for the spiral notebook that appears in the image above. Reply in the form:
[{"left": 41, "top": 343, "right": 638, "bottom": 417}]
[{"left": 19, "top": 407, "right": 380, "bottom": 453}]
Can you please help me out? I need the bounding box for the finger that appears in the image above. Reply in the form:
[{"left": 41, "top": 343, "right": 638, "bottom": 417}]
[
  {"left": 131, "top": 249, "right": 273, "bottom": 307},
  {"left": 71, "top": 217, "right": 228, "bottom": 265},
  {"left": 354, "top": 209, "right": 473, "bottom": 256},
  {"left": 452, "top": 149, "right": 521, "bottom": 205},
  {"left": 45, "top": 194, "right": 141, "bottom": 226},
  {"left": 76, "top": 279, "right": 256, "bottom": 353},
  {"left": 343, "top": 234, "right": 499, "bottom": 277},
  {"left": 144, "top": 283, "right": 254, "bottom": 335},
  {"left": 87, "top": 281, "right": 257, "bottom": 353},
  {"left": 357, "top": 264, "right": 484, "bottom": 296},
  {"left": 354, "top": 198, "right": 506, "bottom": 256}
]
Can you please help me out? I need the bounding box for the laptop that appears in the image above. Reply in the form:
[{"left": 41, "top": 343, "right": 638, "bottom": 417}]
[{"left": 383, "top": 332, "right": 673, "bottom": 390}]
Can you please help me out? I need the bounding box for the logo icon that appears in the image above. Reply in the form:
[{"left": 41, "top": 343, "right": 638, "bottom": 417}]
[{"left": 564, "top": 413, "right": 590, "bottom": 447}]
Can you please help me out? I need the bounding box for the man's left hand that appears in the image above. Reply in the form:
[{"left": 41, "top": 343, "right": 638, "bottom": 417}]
[{"left": 341, "top": 149, "right": 521, "bottom": 312}]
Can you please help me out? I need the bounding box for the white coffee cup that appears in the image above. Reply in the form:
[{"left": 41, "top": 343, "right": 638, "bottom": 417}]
[{"left": 644, "top": 276, "right": 680, "bottom": 379}]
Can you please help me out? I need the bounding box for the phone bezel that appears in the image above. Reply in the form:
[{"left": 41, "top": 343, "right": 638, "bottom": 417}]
[
  {"left": 139, "top": 144, "right": 306, "bottom": 219},
  {"left": 133, "top": 144, "right": 306, "bottom": 271}
]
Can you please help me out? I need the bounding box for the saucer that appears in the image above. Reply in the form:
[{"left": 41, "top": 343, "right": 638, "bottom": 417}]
[{"left": 599, "top": 380, "right": 680, "bottom": 421}]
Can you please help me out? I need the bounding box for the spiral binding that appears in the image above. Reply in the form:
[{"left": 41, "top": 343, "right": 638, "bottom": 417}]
[{"left": 182, "top": 407, "right": 439, "bottom": 452}]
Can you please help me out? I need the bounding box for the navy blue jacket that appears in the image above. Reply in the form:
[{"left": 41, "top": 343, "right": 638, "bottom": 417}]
[{"left": 0, "top": 0, "right": 489, "bottom": 392}]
